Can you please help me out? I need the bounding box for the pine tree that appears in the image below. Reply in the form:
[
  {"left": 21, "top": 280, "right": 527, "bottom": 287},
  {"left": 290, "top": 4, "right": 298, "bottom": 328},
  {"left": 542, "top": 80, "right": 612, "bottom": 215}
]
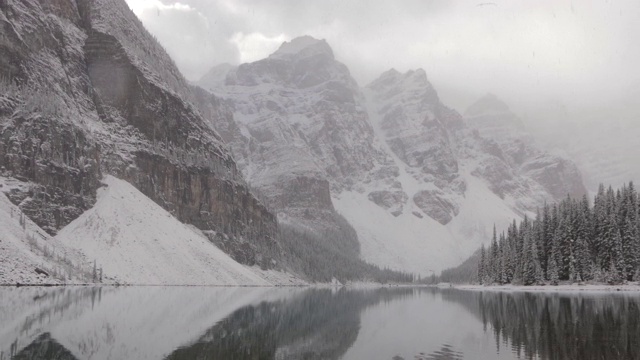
[
  {"left": 540, "top": 203, "right": 552, "bottom": 277},
  {"left": 500, "top": 231, "right": 513, "bottom": 283},
  {"left": 478, "top": 244, "right": 486, "bottom": 284},
  {"left": 522, "top": 225, "right": 543, "bottom": 285},
  {"left": 553, "top": 212, "right": 572, "bottom": 281},
  {"left": 513, "top": 219, "right": 526, "bottom": 283},
  {"left": 498, "top": 232, "right": 507, "bottom": 284},
  {"left": 620, "top": 182, "right": 639, "bottom": 280},
  {"left": 473, "top": 182, "right": 640, "bottom": 286},
  {"left": 574, "top": 195, "right": 592, "bottom": 281},
  {"left": 548, "top": 252, "right": 559, "bottom": 285},
  {"left": 592, "top": 184, "right": 607, "bottom": 269},
  {"left": 490, "top": 225, "right": 499, "bottom": 284}
]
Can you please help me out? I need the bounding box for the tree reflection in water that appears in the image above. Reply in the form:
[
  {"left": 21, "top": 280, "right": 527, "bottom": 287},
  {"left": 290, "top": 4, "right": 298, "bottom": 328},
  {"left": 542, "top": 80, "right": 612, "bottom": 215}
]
[
  {"left": 6, "top": 287, "right": 640, "bottom": 360},
  {"left": 440, "top": 289, "right": 640, "bottom": 360}
]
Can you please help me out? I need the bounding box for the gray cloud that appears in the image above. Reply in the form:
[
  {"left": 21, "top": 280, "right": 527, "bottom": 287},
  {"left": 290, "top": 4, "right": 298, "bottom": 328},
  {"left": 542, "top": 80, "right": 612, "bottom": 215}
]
[{"left": 125, "top": 0, "right": 640, "bottom": 114}]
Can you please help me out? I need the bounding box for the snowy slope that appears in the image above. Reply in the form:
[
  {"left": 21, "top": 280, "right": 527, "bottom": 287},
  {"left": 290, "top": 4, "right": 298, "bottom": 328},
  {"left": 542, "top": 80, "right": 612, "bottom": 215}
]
[
  {"left": 333, "top": 168, "right": 523, "bottom": 275},
  {"left": 0, "top": 177, "right": 95, "bottom": 284},
  {"left": 54, "top": 175, "right": 296, "bottom": 285}
]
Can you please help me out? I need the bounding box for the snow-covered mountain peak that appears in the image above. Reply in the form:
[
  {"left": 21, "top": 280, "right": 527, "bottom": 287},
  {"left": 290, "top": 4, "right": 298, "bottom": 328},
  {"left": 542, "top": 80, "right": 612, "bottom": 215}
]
[
  {"left": 227, "top": 35, "right": 353, "bottom": 89},
  {"left": 465, "top": 93, "right": 512, "bottom": 117},
  {"left": 196, "top": 62, "right": 236, "bottom": 91},
  {"left": 464, "top": 93, "right": 527, "bottom": 143},
  {"left": 270, "top": 35, "right": 334, "bottom": 60},
  {"left": 367, "top": 68, "right": 440, "bottom": 108}
]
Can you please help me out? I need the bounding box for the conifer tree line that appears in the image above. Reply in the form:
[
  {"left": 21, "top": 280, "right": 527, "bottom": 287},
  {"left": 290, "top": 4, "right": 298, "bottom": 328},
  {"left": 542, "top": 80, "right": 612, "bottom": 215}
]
[{"left": 478, "top": 182, "right": 640, "bottom": 285}]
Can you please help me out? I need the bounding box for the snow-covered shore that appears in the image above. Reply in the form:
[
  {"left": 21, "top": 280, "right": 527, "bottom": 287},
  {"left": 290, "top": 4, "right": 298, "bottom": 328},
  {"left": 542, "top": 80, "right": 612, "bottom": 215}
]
[{"left": 455, "top": 283, "right": 640, "bottom": 292}]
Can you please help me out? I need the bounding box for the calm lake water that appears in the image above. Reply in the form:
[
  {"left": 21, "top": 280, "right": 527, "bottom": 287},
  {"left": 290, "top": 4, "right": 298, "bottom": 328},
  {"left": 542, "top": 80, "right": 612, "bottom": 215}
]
[{"left": 1, "top": 286, "right": 639, "bottom": 360}]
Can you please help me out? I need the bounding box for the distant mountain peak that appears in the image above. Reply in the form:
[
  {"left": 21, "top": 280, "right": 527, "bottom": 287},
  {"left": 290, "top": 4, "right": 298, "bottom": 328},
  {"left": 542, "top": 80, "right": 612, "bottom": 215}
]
[
  {"left": 196, "top": 62, "right": 236, "bottom": 90},
  {"left": 379, "top": 68, "right": 401, "bottom": 77},
  {"left": 367, "top": 68, "right": 438, "bottom": 106},
  {"left": 465, "top": 93, "right": 511, "bottom": 117},
  {"left": 406, "top": 68, "right": 427, "bottom": 78},
  {"left": 270, "top": 35, "right": 334, "bottom": 59},
  {"left": 374, "top": 68, "right": 427, "bottom": 81},
  {"left": 368, "top": 68, "right": 430, "bottom": 88}
]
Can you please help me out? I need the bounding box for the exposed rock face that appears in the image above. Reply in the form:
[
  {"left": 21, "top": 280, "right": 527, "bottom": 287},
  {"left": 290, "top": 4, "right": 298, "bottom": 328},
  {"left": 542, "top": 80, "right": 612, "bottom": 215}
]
[
  {"left": 366, "top": 69, "right": 465, "bottom": 224},
  {"left": 412, "top": 190, "right": 459, "bottom": 225},
  {"left": 0, "top": 0, "right": 277, "bottom": 267},
  {"left": 520, "top": 154, "right": 586, "bottom": 200},
  {"left": 0, "top": 0, "right": 102, "bottom": 234},
  {"left": 367, "top": 69, "right": 461, "bottom": 183},
  {"left": 367, "top": 190, "right": 408, "bottom": 217},
  {"left": 197, "top": 36, "right": 393, "bottom": 239}
]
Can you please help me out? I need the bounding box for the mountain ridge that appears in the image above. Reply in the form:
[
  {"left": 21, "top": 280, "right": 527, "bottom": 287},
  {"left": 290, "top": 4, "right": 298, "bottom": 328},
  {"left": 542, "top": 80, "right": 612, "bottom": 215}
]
[{"left": 197, "top": 35, "right": 587, "bottom": 274}]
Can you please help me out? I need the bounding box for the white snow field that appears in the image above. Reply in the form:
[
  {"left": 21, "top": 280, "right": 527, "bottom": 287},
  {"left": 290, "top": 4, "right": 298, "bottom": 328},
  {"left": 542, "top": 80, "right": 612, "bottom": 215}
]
[{"left": 334, "top": 169, "right": 522, "bottom": 276}]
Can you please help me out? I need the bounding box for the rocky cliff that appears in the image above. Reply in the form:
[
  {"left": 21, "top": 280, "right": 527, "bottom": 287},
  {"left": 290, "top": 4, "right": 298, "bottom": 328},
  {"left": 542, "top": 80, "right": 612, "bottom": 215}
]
[
  {"left": 195, "top": 36, "right": 393, "bottom": 245},
  {"left": 0, "top": 0, "right": 278, "bottom": 267}
]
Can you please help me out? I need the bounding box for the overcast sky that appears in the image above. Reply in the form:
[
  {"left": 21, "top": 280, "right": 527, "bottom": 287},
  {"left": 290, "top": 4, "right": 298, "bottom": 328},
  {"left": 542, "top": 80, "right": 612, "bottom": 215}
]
[{"left": 124, "top": 0, "right": 640, "bottom": 114}]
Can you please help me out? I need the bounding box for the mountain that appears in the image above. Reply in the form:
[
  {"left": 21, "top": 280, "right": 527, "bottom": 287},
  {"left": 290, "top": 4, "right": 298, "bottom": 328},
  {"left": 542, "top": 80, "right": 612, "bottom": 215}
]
[
  {"left": 199, "top": 36, "right": 587, "bottom": 275},
  {"left": 0, "top": 0, "right": 588, "bottom": 281},
  {"left": 0, "top": 0, "right": 284, "bottom": 282}
]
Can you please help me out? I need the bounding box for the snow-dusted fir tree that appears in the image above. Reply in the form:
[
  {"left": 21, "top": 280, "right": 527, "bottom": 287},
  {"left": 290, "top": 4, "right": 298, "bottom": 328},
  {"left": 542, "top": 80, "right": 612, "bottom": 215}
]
[
  {"left": 522, "top": 225, "right": 543, "bottom": 285},
  {"left": 474, "top": 181, "right": 639, "bottom": 286},
  {"left": 592, "top": 184, "right": 607, "bottom": 267},
  {"left": 478, "top": 244, "right": 486, "bottom": 284},
  {"left": 490, "top": 226, "right": 499, "bottom": 284},
  {"left": 547, "top": 252, "right": 560, "bottom": 286},
  {"left": 574, "top": 195, "right": 592, "bottom": 281},
  {"left": 500, "top": 231, "right": 513, "bottom": 283},
  {"left": 620, "top": 182, "right": 639, "bottom": 280}
]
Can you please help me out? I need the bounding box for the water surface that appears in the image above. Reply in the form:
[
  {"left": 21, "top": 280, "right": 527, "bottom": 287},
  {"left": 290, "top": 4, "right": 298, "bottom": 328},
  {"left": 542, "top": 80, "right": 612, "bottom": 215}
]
[{"left": 1, "top": 286, "right": 639, "bottom": 359}]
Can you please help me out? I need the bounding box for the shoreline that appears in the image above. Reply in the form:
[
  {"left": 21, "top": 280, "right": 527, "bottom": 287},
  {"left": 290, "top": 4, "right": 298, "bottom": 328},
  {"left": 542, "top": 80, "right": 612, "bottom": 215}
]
[
  {"left": 0, "top": 281, "right": 420, "bottom": 288},
  {"left": 453, "top": 283, "right": 640, "bottom": 292}
]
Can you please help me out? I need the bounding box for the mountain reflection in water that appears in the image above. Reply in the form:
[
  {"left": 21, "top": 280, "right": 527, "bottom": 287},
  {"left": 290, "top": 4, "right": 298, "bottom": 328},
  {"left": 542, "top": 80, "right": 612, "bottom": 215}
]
[{"left": 1, "top": 287, "right": 639, "bottom": 360}]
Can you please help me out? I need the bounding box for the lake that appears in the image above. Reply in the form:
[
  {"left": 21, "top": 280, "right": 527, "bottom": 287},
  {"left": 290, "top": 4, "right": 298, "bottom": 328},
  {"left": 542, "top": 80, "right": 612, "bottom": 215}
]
[{"left": 1, "top": 286, "right": 639, "bottom": 359}]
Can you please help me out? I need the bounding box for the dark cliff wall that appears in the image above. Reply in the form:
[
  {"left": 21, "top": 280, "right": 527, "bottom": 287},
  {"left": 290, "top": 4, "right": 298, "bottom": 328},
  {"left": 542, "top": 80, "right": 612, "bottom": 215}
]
[
  {"left": 0, "top": 0, "right": 278, "bottom": 267},
  {"left": 0, "top": 0, "right": 101, "bottom": 234}
]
